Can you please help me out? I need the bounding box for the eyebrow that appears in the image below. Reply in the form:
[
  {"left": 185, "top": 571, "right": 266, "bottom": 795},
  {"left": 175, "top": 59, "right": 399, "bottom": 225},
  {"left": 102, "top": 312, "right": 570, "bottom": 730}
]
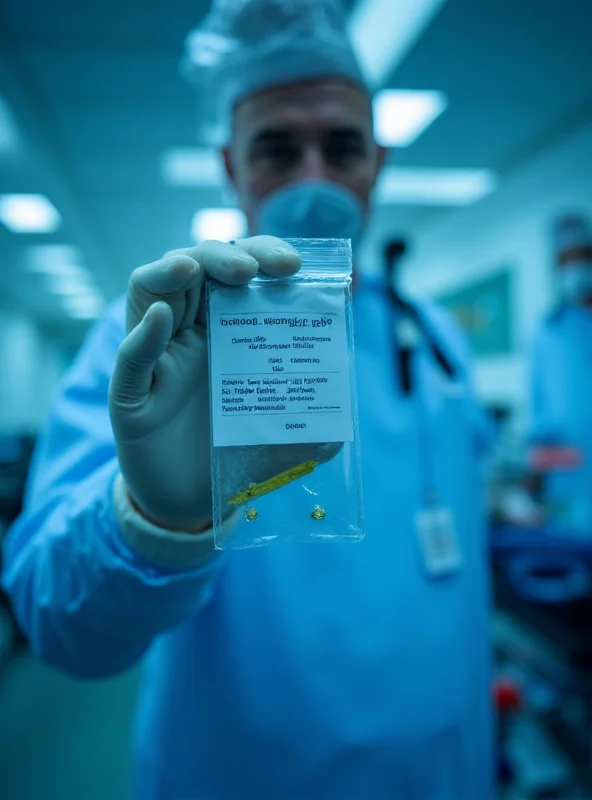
[
  {"left": 251, "top": 129, "right": 295, "bottom": 147},
  {"left": 558, "top": 245, "right": 592, "bottom": 264},
  {"left": 324, "top": 126, "right": 366, "bottom": 140},
  {"left": 250, "top": 125, "right": 366, "bottom": 146}
]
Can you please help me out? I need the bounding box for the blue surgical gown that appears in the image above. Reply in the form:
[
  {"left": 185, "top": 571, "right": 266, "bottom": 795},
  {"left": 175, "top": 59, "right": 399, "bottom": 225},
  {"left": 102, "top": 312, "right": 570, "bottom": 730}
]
[
  {"left": 529, "top": 305, "right": 592, "bottom": 536},
  {"left": 2, "top": 279, "right": 494, "bottom": 800}
]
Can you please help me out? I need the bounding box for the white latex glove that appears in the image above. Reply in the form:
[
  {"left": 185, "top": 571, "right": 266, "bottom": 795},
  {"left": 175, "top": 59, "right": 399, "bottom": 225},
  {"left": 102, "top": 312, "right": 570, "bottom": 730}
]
[{"left": 109, "top": 236, "right": 336, "bottom": 533}]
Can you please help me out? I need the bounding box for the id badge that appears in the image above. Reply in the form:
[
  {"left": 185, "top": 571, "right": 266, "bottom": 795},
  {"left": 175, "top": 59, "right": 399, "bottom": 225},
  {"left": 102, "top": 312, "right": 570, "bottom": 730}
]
[{"left": 415, "top": 506, "right": 462, "bottom": 578}]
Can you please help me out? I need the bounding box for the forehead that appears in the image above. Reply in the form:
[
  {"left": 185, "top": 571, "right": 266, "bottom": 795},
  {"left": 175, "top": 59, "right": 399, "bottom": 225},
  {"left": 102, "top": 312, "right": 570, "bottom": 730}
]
[{"left": 233, "top": 80, "right": 372, "bottom": 140}]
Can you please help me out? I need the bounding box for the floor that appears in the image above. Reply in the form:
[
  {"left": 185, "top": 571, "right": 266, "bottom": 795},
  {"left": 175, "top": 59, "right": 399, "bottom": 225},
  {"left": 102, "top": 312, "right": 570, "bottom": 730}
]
[
  {"left": 0, "top": 648, "right": 586, "bottom": 800},
  {"left": 0, "top": 650, "right": 139, "bottom": 800}
]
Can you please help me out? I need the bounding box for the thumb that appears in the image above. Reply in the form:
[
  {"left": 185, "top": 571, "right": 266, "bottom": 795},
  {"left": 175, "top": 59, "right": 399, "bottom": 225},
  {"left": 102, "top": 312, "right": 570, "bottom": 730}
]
[{"left": 110, "top": 301, "right": 173, "bottom": 406}]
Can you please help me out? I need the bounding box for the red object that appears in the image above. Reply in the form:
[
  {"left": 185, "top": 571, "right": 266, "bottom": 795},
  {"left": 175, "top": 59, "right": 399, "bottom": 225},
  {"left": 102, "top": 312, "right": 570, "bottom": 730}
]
[
  {"left": 493, "top": 679, "right": 522, "bottom": 714},
  {"left": 530, "top": 446, "right": 584, "bottom": 472}
]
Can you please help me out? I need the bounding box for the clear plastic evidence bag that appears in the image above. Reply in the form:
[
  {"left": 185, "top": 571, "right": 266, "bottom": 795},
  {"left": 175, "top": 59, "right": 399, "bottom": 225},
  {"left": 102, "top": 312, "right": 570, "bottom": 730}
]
[{"left": 206, "top": 238, "right": 364, "bottom": 550}]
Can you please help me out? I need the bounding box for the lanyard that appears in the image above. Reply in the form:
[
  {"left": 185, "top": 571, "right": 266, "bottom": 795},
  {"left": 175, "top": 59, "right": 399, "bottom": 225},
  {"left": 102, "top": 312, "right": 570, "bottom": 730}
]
[
  {"left": 358, "top": 280, "right": 460, "bottom": 509},
  {"left": 393, "top": 312, "right": 437, "bottom": 508},
  {"left": 389, "top": 291, "right": 457, "bottom": 393},
  {"left": 411, "top": 335, "right": 440, "bottom": 508},
  {"left": 389, "top": 291, "right": 458, "bottom": 509}
]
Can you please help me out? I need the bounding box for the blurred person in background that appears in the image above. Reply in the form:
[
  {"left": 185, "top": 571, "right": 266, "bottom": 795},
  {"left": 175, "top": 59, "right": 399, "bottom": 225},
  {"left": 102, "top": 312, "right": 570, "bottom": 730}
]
[
  {"left": 2, "top": 1, "right": 494, "bottom": 798},
  {"left": 486, "top": 405, "right": 544, "bottom": 529},
  {"left": 529, "top": 213, "right": 592, "bottom": 537}
]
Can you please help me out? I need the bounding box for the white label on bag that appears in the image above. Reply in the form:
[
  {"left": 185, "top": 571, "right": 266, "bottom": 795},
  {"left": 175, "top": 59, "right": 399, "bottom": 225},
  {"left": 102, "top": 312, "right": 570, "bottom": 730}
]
[{"left": 209, "top": 282, "right": 354, "bottom": 447}]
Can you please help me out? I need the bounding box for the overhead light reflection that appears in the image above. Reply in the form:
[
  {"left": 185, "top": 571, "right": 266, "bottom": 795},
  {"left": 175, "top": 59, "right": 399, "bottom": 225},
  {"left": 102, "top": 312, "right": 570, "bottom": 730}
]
[
  {"left": 191, "top": 208, "right": 246, "bottom": 242},
  {"left": 0, "top": 194, "right": 61, "bottom": 234},
  {"left": 376, "top": 167, "right": 498, "bottom": 205},
  {"left": 373, "top": 90, "right": 448, "bottom": 147}
]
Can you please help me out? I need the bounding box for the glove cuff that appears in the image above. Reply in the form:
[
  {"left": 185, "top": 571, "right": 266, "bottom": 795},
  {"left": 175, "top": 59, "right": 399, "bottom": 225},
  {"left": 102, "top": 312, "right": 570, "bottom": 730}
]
[{"left": 113, "top": 472, "right": 228, "bottom": 570}]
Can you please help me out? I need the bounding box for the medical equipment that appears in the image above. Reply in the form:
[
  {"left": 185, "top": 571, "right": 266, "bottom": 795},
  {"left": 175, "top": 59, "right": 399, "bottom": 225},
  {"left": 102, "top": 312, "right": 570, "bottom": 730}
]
[{"left": 491, "top": 525, "right": 592, "bottom": 796}]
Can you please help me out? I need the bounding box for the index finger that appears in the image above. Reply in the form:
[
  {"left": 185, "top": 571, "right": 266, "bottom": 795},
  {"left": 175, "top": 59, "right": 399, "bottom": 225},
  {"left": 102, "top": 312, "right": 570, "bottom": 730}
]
[
  {"left": 232, "top": 236, "right": 301, "bottom": 277},
  {"left": 188, "top": 240, "right": 260, "bottom": 286},
  {"left": 187, "top": 236, "right": 301, "bottom": 283}
]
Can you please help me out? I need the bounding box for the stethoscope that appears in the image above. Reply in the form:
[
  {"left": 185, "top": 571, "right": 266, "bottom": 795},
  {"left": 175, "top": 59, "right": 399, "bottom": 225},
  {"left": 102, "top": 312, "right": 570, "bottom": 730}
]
[{"left": 387, "top": 285, "right": 459, "bottom": 396}]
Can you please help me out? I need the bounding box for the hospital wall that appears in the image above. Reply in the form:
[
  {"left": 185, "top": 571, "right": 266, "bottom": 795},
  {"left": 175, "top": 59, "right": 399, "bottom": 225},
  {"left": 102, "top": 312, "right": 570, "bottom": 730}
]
[
  {"left": 0, "top": 310, "right": 64, "bottom": 433},
  {"left": 399, "top": 116, "right": 592, "bottom": 425}
]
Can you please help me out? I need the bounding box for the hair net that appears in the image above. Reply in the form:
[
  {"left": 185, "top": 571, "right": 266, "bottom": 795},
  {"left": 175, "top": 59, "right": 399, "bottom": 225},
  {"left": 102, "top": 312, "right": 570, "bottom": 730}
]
[
  {"left": 182, "top": 0, "right": 368, "bottom": 137},
  {"left": 551, "top": 213, "right": 592, "bottom": 260}
]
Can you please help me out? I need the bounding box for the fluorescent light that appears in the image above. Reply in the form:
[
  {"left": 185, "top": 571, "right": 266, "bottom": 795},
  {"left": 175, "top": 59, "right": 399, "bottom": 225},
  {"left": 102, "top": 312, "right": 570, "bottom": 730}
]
[
  {"left": 22, "top": 244, "right": 100, "bottom": 304},
  {"left": 191, "top": 208, "right": 246, "bottom": 243},
  {"left": 376, "top": 167, "right": 497, "bottom": 205},
  {"left": 23, "top": 244, "right": 94, "bottom": 285},
  {"left": 62, "top": 293, "right": 105, "bottom": 320},
  {"left": 40, "top": 264, "right": 91, "bottom": 282},
  {"left": 25, "top": 249, "right": 90, "bottom": 280},
  {"left": 0, "top": 97, "right": 19, "bottom": 154},
  {"left": 24, "top": 245, "right": 82, "bottom": 271},
  {"left": 0, "top": 194, "right": 61, "bottom": 233},
  {"left": 348, "top": 0, "right": 448, "bottom": 87},
  {"left": 373, "top": 90, "right": 448, "bottom": 147},
  {"left": 46, "top": 274, "right": 96, "bottom": 296},
  {"left": 162, "top": 148, "right": 224, "bottom": 187}
]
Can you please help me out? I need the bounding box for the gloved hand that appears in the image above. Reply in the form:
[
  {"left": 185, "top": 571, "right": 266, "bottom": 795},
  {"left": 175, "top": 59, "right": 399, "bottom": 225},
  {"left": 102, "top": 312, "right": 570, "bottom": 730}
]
[{"left": 109, "top": 236, "right": 336, "bottom": 533}]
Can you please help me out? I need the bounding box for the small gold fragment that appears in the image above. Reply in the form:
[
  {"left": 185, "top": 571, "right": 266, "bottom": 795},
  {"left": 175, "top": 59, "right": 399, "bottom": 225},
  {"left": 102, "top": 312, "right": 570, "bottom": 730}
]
[
  {"left": 245, "top": 507, "right": 258, "bottom": 523},
  {"left": 311, "top": 505, "right": 327, "bottom": 520}
]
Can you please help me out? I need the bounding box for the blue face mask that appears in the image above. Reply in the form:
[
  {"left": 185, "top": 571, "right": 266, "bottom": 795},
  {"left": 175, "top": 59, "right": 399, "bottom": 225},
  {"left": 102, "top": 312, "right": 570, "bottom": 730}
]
[
  {"left": 255, "top": 180, "right": 364, "bottom": 248},
  {"left": 559, "top": 261, "right": 592, "bottom": 303}
]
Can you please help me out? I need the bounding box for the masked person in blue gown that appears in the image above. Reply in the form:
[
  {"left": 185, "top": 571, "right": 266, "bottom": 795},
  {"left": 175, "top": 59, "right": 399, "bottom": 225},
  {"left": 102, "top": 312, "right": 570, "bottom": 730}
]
[
  {"left": 529, "top": 213, "right": 592, "bottom": 538},
  {"left": 2, "top": 1, "right": 495, "bottom": 797}
]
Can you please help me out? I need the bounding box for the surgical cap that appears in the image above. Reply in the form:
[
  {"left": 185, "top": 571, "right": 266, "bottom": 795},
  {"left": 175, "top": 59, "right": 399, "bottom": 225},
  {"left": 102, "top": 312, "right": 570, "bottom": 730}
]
[
  {"left": 552, "top": 213, "right": 592, "bottom": 260},
  {"left": 182, "top": 0, "right": 368, "bottom": 137}
]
